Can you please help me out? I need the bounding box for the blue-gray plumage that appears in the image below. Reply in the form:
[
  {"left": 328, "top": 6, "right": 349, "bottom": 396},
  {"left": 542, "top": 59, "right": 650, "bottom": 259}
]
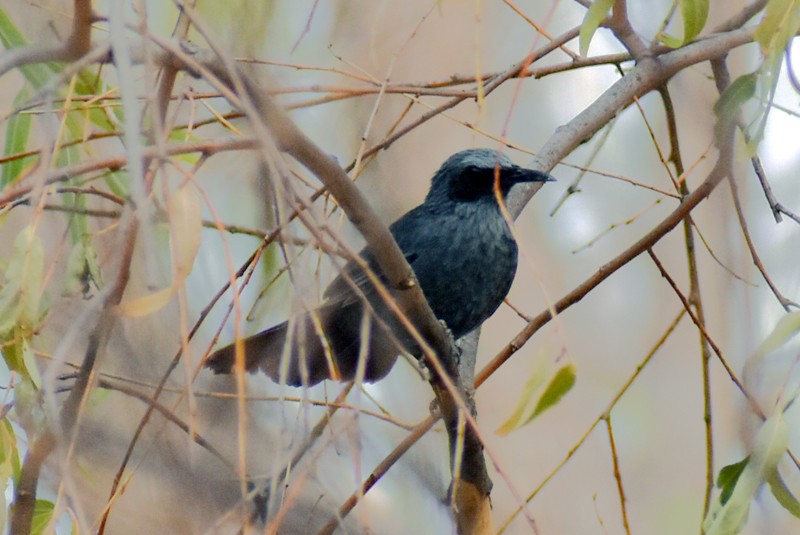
[{"left": 206, "top": 149, "right": 553, "bottom": 385}]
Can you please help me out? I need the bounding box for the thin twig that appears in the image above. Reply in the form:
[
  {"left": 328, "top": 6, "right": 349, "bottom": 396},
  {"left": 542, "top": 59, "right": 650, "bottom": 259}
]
[
  {"left": 658, "top": 82, "right": 716, "bottom": 518},
  {"left": 646, "top": 250, "right": 756, "bottom": 413},
  {"left": 726, "top": 171, "right": 797, "bottom": 310},
  {"left": 605, "top": 416, "right": 632, "bottom": 535}
]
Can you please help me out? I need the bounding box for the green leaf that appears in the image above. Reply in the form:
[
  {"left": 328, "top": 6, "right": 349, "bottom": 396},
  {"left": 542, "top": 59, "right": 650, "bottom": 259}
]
[
  {"left": 497, "top": 358, "right": 549, "bottom": 435},
  {"left": 767, "top": 469, "right": 800, "bottom": 518},
  {"left": 754, "top": 0, "right": 798, "bottom": 53},
  {"left": 497, "top": 361, "right": 576, "bottom": 435},
  {"left": 2, "top": 88, "right": 33, "bottom": 188},
  {"left": 0, "top": 226, "right": 46, "bottom": 384},
  {"left": 704, "top": 411, "right": 789, "bottom": 534},
  {"left": 747, "top": 0, "right": 800, "bottom": 153},
  {"left": 530, "top": 364, "right": 576, "bottom": 421},
  {"left": 30, "top": 499, "right": 55, "bottom": 535},
  {"left": 64, "top": 241, "right": 103, "bottom": 296},
  {"left": 0, "top": 417, "right": 19, "bottom": 484},
  {"left": 13, "top": 228, "right": 44, "bottom": 330},
  {"left": 713, "top": 73, "right": 757, "bottom": 145},
  {"left": 72, "top": 70, "right": 119, "bottom": 133},
  {"left": 0, "top": 225, "right": 45, "bottom": 338},
  {"left": 0, "top": 418, "right": 19, "bottom": 535},
  {"left": 14, "top": 378, "right": 45, "bottom": 436},
  {"left": 20, "top": 338, "right": 41, "bottom": 388},
  {"left": 717, "top": 457, "right": 749, "bottom": 506},
  {"left": 659, "top": 0, "right": 709, "bottom": 47},
  {"left": 168, "top": 128, "right": 202, "bottom": 165},
  {"left": 1, "top": 7, "right": 127, "bottom": 206},
  {"left": 579, "top": 0, "right": 615, "bottom": 56}
]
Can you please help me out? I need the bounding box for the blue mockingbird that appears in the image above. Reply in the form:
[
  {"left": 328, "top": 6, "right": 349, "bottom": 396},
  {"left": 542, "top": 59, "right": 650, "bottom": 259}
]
[{"left": 205, "top": 148, "right": 553, "bottom": 385}]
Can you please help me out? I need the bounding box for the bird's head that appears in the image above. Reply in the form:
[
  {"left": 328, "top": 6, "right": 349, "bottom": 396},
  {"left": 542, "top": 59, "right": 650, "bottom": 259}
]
[{"left": 426, "top": 148, "right": 553, "bottom": 206}]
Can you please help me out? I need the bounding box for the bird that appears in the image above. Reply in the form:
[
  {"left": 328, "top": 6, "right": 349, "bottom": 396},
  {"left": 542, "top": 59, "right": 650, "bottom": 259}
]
[{"left": 205, "top": 148, "right": 553, "bottom": 385}]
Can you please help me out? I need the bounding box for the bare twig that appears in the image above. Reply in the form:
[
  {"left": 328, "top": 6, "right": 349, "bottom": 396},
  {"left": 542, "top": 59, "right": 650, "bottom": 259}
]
[
  {"left": 658, "top": 82, "right": 716, "bottom": 518},
  {"left": 727, "top": 171, "right": 798, "bottom": 310},
  {"left": 605, "top": 416, "right": 632, "bottom": 535},
  {"left": 608, "top": 0, "right": 651, "bottom": 59},
  {"left": 646, "top": 250, "right": 757, "bottom": 413}
]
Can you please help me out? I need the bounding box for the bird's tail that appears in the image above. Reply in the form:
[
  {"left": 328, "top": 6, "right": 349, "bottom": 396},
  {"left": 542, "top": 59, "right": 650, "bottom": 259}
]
[{"left": 204, "top": 318, "right": 340, "bottom": 386}]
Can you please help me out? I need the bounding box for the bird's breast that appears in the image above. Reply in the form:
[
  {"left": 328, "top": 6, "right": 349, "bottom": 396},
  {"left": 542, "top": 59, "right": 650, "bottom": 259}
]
[{"left": 410, "top": 206, "right": 518, "bottom": 338}]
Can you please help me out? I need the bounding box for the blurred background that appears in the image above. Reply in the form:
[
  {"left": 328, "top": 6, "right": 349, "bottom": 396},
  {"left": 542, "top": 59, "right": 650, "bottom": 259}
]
[{"left": 2, "top": 1, "right": 800, "bottom": 534}]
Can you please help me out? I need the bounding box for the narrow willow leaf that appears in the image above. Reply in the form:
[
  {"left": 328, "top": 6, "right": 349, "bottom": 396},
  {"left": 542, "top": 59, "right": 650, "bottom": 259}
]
[
  {"left": 17, "top": 228, "right": 44, "bottom": 329},
  {"left": 0, "top": 226, "right": 45, "bottom": 337},
  {"left": 1, "top": 334, "right": 41, "bottom": 387},
  {"left": 767, "top": 469, "right": 800, "bottom": 518},
  {"left": 14, "top": 378, "right": 44, "bottom": 438},
  {"left": 747, "top": 0, "right": 800, "bottom": 153},
  {"left": 0, "top": 418, "right": 20, "bottom": 483},
  {"left": 717, "top": 457, "right": 749, "bottom": 505},
  {"left": 680, "top": 0, "right": 709, "bottom": 41},
  {"left": 63, "top": 240, "right": 103, "bottom": 296},
  {"left": 754, "top": 0, "right": 796, "bottom": 52},
  {"left": 0, "top": 418, "right": 21, "bottom": 533},
  {"left": 579, "top": 0, "right": 615, "bottom": 56},
  {"left": 117, "top": 187, "right": 202, "bottom": 317},
  {"left": 660, "top": 0, "right": 709, "bottom": 47},
  {"left": 83, "top": 239, "right": 103, "bottom": 289},
  {"left": 528, "top": 363, "right": 576, "bottom": 421},
  {"left": 0, "top": 339, "right": 23, "bottom": 378},
  {"left": 116, "top": 286, "right": 175, "bottom": 317},
  {"left": 104, "top": 170, "right": 129, "bottom": 199},
  {"left": 168, "top": 128, "right": 202, "bottom": 164},
  {"left": 20, "top": 338, "right": 41, "bottom": 388},
  {"left": 713, "top": 73, "right": 757, "bottom": 144},
  {"left": 753, "top": 311, "right": 800, "bottom": 358},
  {"left": 64, "top": 242, "right": 87, "bottom": 296},
  {"left": 168, "top": 186, "right": 202, "bottom": 280},
  {"left": 713, "top": 73, "right": 757, "bottom": 120},
  {"left": 497, "top": 358, "right": 549, "bottom": 435},
  {"left": 704, "top": 412, "right": 789, "bottom": 534},
  {"left": 30, "top": 499, "right": 55, "bottom": 535},
  {"left": 745, "top": 311, "right": 800, "bottom": 379},
  {"left": 497, "top": 360, "right": 576, "bottom": 435},
  {"left": 2, "top": 89, "right": 33, "bottom": 188},
  {"left": 0, "top": 278, "right": 20, "bottom": 337},
  {"left": 73, "top": 71, "right": 118, "bottom": 133}
]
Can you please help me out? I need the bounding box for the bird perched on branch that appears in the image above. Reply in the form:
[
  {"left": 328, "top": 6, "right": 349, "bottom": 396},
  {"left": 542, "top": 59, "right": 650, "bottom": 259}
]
[{"left": 205, "top": 148, "right": 553, "bottom": 385}]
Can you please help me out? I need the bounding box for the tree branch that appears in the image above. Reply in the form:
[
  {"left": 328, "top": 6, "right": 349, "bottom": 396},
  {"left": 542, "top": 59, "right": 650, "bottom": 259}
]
[{"left": 0, "top": 0, "right": 94, "bottom": 78}]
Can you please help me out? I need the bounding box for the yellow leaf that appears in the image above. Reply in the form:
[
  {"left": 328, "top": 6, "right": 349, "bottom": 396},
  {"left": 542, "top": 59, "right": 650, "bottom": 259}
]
[
  {"left": 116, "top": 286, "right": 176, "bottom": 317},
  {"left": 168, "top": 186, "right": 202, "bottom": 280}
]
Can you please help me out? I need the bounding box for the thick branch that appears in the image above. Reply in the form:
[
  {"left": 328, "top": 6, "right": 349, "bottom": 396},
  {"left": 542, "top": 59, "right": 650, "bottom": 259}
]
[
  {"left": 0, "top": 0, "right": 93, "bottom": 78},
  {"left": 508, "top": 26, "right": 753, "bottom": 215}
]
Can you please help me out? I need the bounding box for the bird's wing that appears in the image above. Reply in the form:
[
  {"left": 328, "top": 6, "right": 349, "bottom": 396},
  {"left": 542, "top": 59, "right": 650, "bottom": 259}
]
[
  {"left": 321, "top": 206, "right": 428, "bottom": 307},
  {"left": 322, "top": 248, "right": 419, "bottom": 307}
]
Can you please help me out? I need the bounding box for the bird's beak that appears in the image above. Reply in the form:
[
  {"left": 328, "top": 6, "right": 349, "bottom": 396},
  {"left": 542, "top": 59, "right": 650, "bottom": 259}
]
[{"left": 515, "top": 168, "right": 555, "bottom": 183}]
